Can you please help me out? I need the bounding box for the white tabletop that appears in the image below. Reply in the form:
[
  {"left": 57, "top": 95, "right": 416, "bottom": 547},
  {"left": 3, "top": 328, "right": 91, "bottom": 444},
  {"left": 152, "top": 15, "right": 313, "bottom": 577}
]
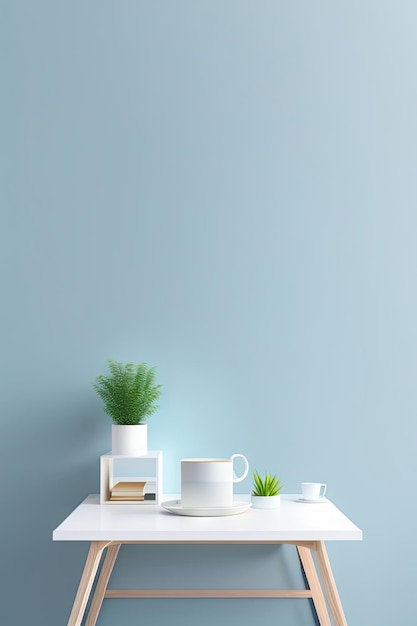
[{"left": 52, "top": 495, "right": 362, "bottom": 542}]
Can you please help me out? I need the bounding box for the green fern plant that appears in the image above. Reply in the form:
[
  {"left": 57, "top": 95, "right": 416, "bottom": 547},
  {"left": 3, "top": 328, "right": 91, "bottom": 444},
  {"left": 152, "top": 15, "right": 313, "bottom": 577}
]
[
  {"left": 252, "top": 471, "right": 283, "bottom": 497},
  {"left": 93, "top": 360, "right": 162, "bottom": 425}
]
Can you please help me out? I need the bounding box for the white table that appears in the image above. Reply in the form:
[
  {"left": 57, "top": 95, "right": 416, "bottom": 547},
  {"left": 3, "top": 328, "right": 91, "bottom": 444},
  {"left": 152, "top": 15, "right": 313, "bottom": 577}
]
[{"left": 53, "top": 494, "right": 362, "bottom": 626}]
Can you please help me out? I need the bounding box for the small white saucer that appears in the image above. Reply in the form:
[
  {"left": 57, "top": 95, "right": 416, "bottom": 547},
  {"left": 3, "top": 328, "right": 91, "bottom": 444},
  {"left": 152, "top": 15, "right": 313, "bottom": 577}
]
[
  {"left": 161, "top": 500, "right": 251, "bottom": 517},
  {"left": 297, "top": 497, "right": 327, "bottom": 504}
]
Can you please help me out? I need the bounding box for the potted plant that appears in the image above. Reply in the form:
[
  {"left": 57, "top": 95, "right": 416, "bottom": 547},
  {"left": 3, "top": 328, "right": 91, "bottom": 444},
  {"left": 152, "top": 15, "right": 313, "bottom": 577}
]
[
  {"left": 93, "top": 360, "right": 162, "bottom": 456},
  {"left": 251, "top": 471, "right": 283, "bottom": 509}
]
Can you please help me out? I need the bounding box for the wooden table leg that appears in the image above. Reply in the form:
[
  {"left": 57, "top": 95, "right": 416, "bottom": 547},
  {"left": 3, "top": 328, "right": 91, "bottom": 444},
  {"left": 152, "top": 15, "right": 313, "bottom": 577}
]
[
  {"left": 85, "top": 543, "right": 121, "bottom": 626},
  {"left": 297, "top": 545, "right": 331, "bottom": 626},
  {"left": 67, "top": 541, "right": 110, "bottom": 626},
  {"left": 314, "top": 541, "right": 348, "bottom": 626}
]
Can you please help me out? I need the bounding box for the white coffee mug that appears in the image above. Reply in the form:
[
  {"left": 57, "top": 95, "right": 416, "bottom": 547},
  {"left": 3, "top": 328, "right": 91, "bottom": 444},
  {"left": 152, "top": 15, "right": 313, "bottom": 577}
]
[
  {"left": 301, "top": 482, "right": 327, "bottom": 500},
  {"left": 181, "top": 454, "right": 249, "bottom": 508}
]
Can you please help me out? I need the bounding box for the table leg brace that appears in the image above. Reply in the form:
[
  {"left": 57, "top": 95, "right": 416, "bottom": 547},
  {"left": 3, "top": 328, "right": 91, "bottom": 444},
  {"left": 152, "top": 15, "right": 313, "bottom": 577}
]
[
  {"left": 85, "top": 544, "right": 121, "bottom": 626},
  {"left": 314, "top": 541, "right": 348, "bottom": 626},
  {"left": 67, "top": 541, "right": 111, "bottom": 626},
  {"left": 297, "top": 545, "right": 331, "bottom": 626}
]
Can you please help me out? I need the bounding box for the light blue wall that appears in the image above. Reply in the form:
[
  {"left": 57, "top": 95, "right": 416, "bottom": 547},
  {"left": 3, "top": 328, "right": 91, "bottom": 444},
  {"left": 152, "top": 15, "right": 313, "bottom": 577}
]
[{"left": 2, "top": 2, "right": 417, "bottom": 624}]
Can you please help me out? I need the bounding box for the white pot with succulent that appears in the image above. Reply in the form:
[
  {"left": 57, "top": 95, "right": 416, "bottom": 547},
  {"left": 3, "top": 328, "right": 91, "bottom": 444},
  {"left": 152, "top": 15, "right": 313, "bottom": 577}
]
[
  {"left": 93, "top": 360, "right": 162, "bottom": 456},
  {"left": 251, "top": 471, "right": 283, "bottom": 509}
]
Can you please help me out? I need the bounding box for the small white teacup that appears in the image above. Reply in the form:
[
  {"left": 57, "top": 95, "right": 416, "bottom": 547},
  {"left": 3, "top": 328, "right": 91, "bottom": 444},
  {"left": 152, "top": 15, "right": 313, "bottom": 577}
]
[
  {"left": 181, "top": 454, "right": 249, "bottom": 508},
  {"left": 301, "top": 482, "right": 327, "bottom": 501}
]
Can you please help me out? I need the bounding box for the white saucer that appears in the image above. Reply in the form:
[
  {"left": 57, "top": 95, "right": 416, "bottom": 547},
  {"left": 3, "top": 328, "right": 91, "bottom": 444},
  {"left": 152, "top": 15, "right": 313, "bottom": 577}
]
[
  {"left": 161, "top": 500, "right": 251, "bottom": 517},
  {"left": 297, "top": 497, "right": 327, "bottom": 504}
]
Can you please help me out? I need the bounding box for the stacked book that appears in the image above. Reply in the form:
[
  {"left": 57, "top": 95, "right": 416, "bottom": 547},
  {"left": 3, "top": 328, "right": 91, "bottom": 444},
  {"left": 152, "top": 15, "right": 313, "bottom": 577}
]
[{"left": 109, "top": 481, "right": 147, "bottom": 501}]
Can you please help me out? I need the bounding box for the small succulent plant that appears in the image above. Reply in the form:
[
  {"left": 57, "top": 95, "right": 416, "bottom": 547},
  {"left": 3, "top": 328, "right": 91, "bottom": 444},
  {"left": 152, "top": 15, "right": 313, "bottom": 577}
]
[{"left": 252, "top": 471, "right": 283, "bottom": 497}]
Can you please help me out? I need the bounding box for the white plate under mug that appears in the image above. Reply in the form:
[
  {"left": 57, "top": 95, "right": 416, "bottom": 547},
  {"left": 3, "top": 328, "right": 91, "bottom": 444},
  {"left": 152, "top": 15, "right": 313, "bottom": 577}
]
[
  {"left": 161, "top": 499, "right": 251, "bottom": 517},
  {"left": 297, "top": 497, "right": 327, "bottom": 504}
]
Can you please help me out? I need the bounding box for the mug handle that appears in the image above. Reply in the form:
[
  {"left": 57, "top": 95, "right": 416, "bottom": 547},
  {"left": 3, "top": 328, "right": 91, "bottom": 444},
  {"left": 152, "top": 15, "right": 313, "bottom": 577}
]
[
  {"left": 231, "top": 454, "right": 249, "bottom": 483},
  {"left": 320, "top": 483, "right": 327, "bottom": 498}
]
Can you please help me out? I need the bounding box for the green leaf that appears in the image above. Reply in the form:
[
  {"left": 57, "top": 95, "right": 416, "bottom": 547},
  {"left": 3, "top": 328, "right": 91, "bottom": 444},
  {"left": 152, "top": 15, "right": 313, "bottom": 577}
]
[
  {"left": 93, "top": 360, "right": 162, "bottom": 424},
  {"left": 251, "top": 470, "right": 283, "bottom": 496}
]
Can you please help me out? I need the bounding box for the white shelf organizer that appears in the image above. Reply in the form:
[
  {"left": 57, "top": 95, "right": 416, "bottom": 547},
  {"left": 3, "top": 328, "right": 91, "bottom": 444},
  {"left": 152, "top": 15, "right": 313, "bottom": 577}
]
[{"left": 100, "top": 450, "right": 163, "bottom": 505}]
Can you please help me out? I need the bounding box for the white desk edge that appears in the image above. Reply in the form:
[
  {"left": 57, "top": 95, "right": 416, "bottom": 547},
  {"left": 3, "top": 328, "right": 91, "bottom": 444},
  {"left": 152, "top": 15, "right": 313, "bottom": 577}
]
[{"left": 52, "top": 494, "right": 363, "bottom": 542}]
